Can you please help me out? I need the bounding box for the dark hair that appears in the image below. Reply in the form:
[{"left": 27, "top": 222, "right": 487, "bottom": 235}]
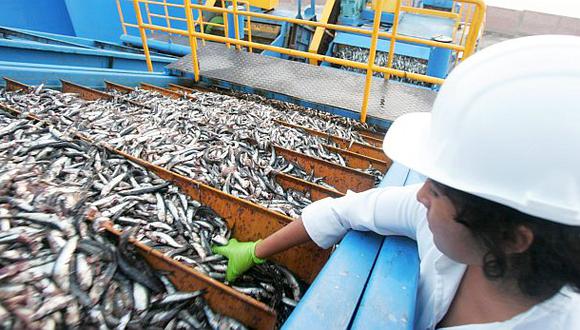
[{"left": 431, "top": 180, "right": 580, "bottom": 299}]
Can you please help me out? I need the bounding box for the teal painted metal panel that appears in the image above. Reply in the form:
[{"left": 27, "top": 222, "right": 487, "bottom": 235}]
[
  {"left": 282, "top": 231, "right": 384, "bottom": 330},
  {"left": 350, "top": 237, "right": 419, "bottom": 330},
  {"left": 0, "top": 0, "right": 74, "bottom": 36},
  {"left": 0, "top": 39, "right": 172, "bottom": 72},
  {"left": 0, "top": 61, "right": 188, "bottom": 90},
  {"left": 64, "top": 0, "right": 124, "bottom": 43},
  {"left": 284, "top": 162, "right": 418, "bottom": 328}
]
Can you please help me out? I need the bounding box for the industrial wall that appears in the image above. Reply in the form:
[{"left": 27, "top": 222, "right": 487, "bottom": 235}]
[{"left": 0, "top": 0, "right": 75, "bottom": 35}]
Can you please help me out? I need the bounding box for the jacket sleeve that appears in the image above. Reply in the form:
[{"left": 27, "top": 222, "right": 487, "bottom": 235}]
[{"left": 301, "top": 184, "right": 426, "bottom": 249}]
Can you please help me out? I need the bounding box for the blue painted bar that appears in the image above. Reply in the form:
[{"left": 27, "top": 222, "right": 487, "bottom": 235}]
[
  {"left": 0, "top": 0, "right": 74, "bottom": 36},
  {"left": 121, "top": 34, "right": 191, "bottom": 56},
  {"left": 0, "top": 61, "right": 188, "bottom": 90},
  {"left": 350, "top": 236, "right": 420, "bottom": 330},
  {"left": 0, "top": 39, "right": 172, "bottom": 72},
  {"left": 426, "top": 41, "right": 452, "bottom": 80},
  {"left": 262, "top": 23, "right": 288, "bottom": 58},
  {"left": 332, "top": 32, "right": 432, "bottom": 60},
  {"left": 282, "top": 231, "right": 384, "bottom": 330},
  {"left": 378, "top": 162, "right": 411, "bottom": 188},
  {"left": 423, "top": 0, "right": 454, "bottom": 10},
  {"left": 350, "top": 165, "right": 422, "bottom": 329},
  {"left": 10, "top": 28, "right": 171, "bottom": 56},
  {"left": 226, "top": 5, "right": 246, "bottom": 40},
  {"left": 0, "top": 26, "right": 91, "bottom": 49}
]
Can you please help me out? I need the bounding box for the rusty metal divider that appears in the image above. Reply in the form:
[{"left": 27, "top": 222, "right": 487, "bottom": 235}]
[
  {"left": 104, "top": 80, "right": 369, "bottom": 193},
  {"left": 140, "top": 82, "right": 197, "bottom": 100},
  {"left": 3, "top": 77, "right": 31, "bottom": 92},
  {"left": 56, "top": 78, "right": 332, "bottom": 282},
  {"left": 269, "top": 121, "right": 390, "bottom": 172},
  {"left": 1, "top": 77, "right": 332, "bottom": 328},
  {"left": 61, "top": 80, "right": 114, "bottom": 101},
  {"left": 168, "top": 83, "right": 386, "bottom": 147},
  {"left": 356, "top": 132, "right": 384, "bottom": 147},
  {"left": 104, "top": 80, "right": 135, "bottom": 93},
  {"left": 163, "top": 84, "right": 378, "bottom": 192},
  {"left": 271, "top": 144, "right": 375, "bottom": 192},
  {"left": 61, "top": 80, "right": 344, "bottom": 201},
  {"left": 103, "top": 144, "right": 331, "bottom": 284},
  {"left": 274, "top": 119, "right": 389, "bottom": 162},
  {"left": 0, "top": 103, "right": 277, "bottom": 330},
  {"left": 101, "top": 223, "right": 277, "bottom": 330},
  {"left": 324, "top": 144, "right": 390, "bottom": 172}
]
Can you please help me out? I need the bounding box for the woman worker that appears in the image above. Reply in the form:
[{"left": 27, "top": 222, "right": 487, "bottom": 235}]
[{"left": 213, "top": 35, "right": 580, "bottom": 328}]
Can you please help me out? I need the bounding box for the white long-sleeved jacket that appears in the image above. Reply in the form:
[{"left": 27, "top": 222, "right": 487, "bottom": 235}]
[{"left": 301, "top": 184, "right": 580, "bottom": 329}]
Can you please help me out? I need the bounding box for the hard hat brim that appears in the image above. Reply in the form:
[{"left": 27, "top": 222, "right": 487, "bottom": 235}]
[{"left": 383, "top": 112, "right": 433, "bottom": 178}]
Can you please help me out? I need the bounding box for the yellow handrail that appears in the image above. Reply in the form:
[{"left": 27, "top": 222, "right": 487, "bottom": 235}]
[
  {"left": 124, "top": 0, "right": 486, "bottom": 123},
  {"left": 116, "top": 0, "right": 128, "bottom": 35},
  {"left": 132, "top": 0, "right": 153, "bottom": 71},
  {"left": 385, "top": 0, "right": 402, "bottom": 80},
  {"left": 183, "top": 0, "right": 200, "bottom": 81},
  {"left": 360, "top": 0, "right": 385, "bottom": 123}
]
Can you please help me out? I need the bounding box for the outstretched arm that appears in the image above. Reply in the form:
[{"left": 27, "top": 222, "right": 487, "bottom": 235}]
[{"left": 254, "top": 218, "right": 310, "bottom": 259}]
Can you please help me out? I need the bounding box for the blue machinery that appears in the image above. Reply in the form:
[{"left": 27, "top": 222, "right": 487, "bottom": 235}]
[{"left": 0, "top": 0, "right": 474, "bottom": 327}]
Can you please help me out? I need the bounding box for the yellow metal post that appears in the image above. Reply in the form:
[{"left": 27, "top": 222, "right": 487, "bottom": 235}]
[
  {"left": 163, "top": 0, "right": 172, "bottom": 39},
  {"left": 133, "top": 0, "right": 154, "bottom": 72},
  {"left": 232, "top": 0, "right": 242, "bottom": 51},
  {"left": 385, "top": 0, "right": 402, "bottom": 80},
  {"left": 116, "top": 0, "right": 128, "bottom": 35},
  {"left": 184, "top": 0, "right": 201, "bottom": 81},
  {"left": 360, "top": 0, "right": 385, "bottom": 123},
  {"left": 308, "top": 0, "right": 336, "bottom": 65},
  {"left": 463, "top": 1, "right": 484, "bottom": 59},
  {"left": 144, "top": 0, "right": 155, "bottom": 36},
  {"left": 195, "top": 0, "right": 207, "bottom": 46},
  {"left": 220, "top": 0, "right": 231, "bottom": 48},
  {"left": 245, "top": 1, "right": 253, "bottom": 53}
]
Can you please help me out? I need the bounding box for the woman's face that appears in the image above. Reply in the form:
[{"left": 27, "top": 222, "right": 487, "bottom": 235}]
[{"left": 416, "top": 179, "right": 485, "bottom": 265}]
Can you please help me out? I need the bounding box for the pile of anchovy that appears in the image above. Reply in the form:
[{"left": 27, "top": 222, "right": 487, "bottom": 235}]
[
  {"left": 0, "top": 112, "right": 303, "bottom": 327},
  {"left": 0, "top": 115, "right": 246, "bottom": 329},
  {"left": 0, "top": 83, "right": 384, "bottom": 327},
  {"left": 0, "top": 86, "right": 383, "bottom": 217},
  {"left": 333, "top": 44, "right": 430, "bottom": 87}
]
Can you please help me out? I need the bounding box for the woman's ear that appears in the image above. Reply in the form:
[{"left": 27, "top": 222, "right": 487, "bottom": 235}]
[{"left": 506, "top": 225, "right": 534, "bottom": 254}]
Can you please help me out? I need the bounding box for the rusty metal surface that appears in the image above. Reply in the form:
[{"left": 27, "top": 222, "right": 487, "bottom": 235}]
[
  {"left": 358, "top": 129, "right": 386, "bottom": 141},
  {"left": 324, "top": 144, "right": 390, "bottom": 173},
  {"left": 6, "top": 78, "right": 330, "bottom": 283},
  {"left": 273, "top": 145, "right": 375, "bottom": 193},
  {"left": 0, "top": 101, "right": 42, "bottom": 122},
  {"left": 102, "top": 224, "right": 277, "bottom": 330},
  {"left": 358, "top": 134, "right": 383, "bottom": 147},
  {"left": 1, "top": 82, "right": 279, "bottom": 329},
  {"left": 104, "top": 80, "right": 135, "bottom": 93},
  {"left": 60, "top": 80, "right": 113, "bottom": 101},
  {"left": 106, "top": 146, "right": 331, "bottom": 284},
  {"left": 274, "top": 171, "right": 345, "bottom": 201},
  {"left": 62, "top": 80, "right": 343, "bottom": 215},
  {"left": 4, "top": 77, "right": 31, "bottom": 92},
  {"left": 140, "top": 82, "right": 193, "bottom": 100},
  {"left": 169, "top": 83, "right": 212, "bottom": 94},
  {"left": 274, "top": 119, "right": 389, "bottom": 162}
]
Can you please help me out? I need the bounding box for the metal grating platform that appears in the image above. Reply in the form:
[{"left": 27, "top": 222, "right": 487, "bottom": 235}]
[{"left": 167, "top": 42, "right": 436, "bottom": 126}]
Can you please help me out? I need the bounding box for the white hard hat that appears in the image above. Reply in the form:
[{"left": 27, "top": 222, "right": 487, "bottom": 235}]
[{"left": 383, "top": 35, "right": 580, "bottom": 226}]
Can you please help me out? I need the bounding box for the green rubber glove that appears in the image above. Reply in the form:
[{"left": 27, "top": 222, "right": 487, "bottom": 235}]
[{"left": 211, "top": 238, "right": 265, "bottom": 282}]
